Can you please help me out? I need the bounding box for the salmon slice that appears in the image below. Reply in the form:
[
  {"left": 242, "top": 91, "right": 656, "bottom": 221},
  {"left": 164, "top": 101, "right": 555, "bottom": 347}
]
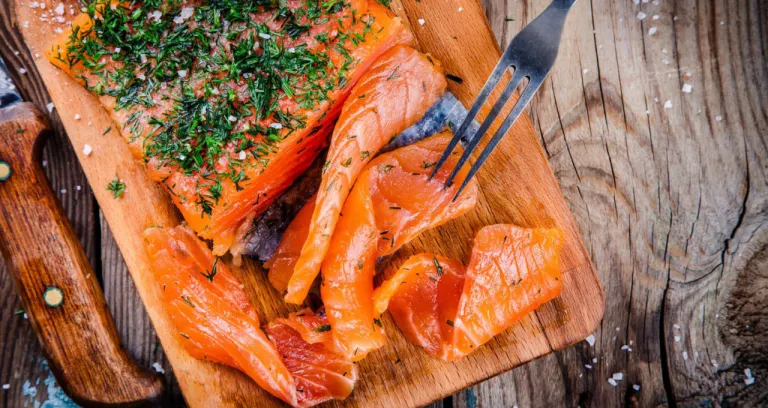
[
  {"left": 144, "top": 225, "right": 357, "bottom": 407},
  {"left": 49, "top": 0, "right": 413, "bottom": 255},
  {"left": 284, "top": 45, "right": 448, "bottom": 304},
  {"left": 372, "top": 254, "right": 466, "bottom": 360},
  {"left": 373, "top": 225, "right": 564, "bottom": 360},
  {"left": 265, "top": 197, "right": 316, "bottom": 293},
  {"left": 316, "top": 132, "right": 477, "bottom": 361},
  {"left": 266, "top": 309, "right": 358, "bottom": 407}
]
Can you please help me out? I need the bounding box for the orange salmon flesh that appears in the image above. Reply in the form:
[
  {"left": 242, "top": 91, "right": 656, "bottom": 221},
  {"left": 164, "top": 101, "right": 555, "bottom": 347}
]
[{"left": 373, "top": 225, "right": 564, "bottom": 360}]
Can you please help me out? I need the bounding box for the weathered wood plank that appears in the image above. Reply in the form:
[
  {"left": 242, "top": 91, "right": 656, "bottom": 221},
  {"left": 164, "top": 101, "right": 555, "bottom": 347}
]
[
  {"left": 0, "top": 2, "right": 101, "bottom": 404},
  {"left": 454, "top": 0, "right": 768, "bottom": 408}
]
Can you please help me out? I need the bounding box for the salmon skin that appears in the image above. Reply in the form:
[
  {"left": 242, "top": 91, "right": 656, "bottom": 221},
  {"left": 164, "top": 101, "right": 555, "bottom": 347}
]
[
  {"left": 48, "top": 0, "right": 412, "bottom": 255},
  {"left": 373, "top": 225, "right": 564, "bottom": 360},
  {"left": 243, "top": 92, "right": 477, "bottom": 262},
  {"left": 284, "top": 45, "right": 447, "bottom": 304},
  {"left": 268, "top": 132, "right": 478, "bottom": 361},
  {"left": 144, "top": 225, "right": 356, "bottom": 407}
]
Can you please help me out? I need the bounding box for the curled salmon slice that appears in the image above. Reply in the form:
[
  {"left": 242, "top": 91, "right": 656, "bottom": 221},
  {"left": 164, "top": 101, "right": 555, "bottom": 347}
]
[
  {"left": 285, "top": 45, "right": 448, "bottom": 304},
  {"left": 321, "top": 132, "right": 477, "bottom": 361},
  {"left": 374, "top": 225, "right": 564, "bottom": 360},
  {"left": 144, "top": 225, "right": 356, "bottom": 407},
  {"left": 266, "top": 309, "right": 358, "bottom": 407}
]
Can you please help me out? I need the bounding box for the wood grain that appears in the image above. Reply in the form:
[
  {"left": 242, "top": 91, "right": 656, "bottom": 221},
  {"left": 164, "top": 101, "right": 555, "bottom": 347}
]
[
  {"left": 3, "top": 0, "right": 602, "bottom": 407},
  {"left": 0, "top": 102, "right": 165, "bottom": 406},
  {"left": 451, "top": 0, "right": 768, "bottom": 407}
]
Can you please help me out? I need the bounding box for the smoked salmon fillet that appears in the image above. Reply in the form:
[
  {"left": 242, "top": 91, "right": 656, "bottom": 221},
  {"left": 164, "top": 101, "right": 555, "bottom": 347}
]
[
  {"left": 48, "top": 0, "right": 412, "bottom": 255},
  {"left": 284, "top": 45, "right": 447, "bottom": 304},
  {"left": 373, "top": 224, "right": 564, "bottom": 360},
  {"left": 269, "top": 132, "right": 478, "bottom": 361},
  {"left": 144, "top": 225, "right": 356, "bottom": 407}
]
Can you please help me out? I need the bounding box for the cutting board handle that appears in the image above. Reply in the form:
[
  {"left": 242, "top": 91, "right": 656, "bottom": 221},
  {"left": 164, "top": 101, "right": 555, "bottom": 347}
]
[{"left": 0, "top": 102, "right": 164, "bottom": 407}]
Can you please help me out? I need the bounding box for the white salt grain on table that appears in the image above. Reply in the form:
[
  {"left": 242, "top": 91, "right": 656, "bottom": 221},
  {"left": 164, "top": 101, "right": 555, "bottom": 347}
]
[
  {"left": 82, "top": 144, "right": 92, "bottom": 156},
  {"left": 682, "top": 84, "right": 693, "bottom": 93},
  {"left": 637, "top": 11, "right": 647, "bottom": 20},
  {"left": 585, "top": 334, "right": 595, "bottom": 346}
]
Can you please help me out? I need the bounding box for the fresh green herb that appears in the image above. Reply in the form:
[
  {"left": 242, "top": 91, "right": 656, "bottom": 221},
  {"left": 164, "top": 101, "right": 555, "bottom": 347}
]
[
  {"left": 180, "top": 332, "right": 190, "bottom": 339},
  {"left": 380, "top": 164, "right": 395, "bottom": 173},
  {"left": 15, "top": 128, "right": 24, "bottom": 134},
  {"left": 373, "top": 318, "right": 383, "bottom": 328},
  {"left": 314, "top": 324, "right": 331, "bottom": 332},
  {"left": 446, "top": 319, "right": 454, "bottom": 327},
  {"left": 106, "top": 174, "right": 126, "bottom": 198},
  {"left": 181, "top": 295, "right": 195, "bottom": 308},
  {"left": 433, "top": 256, "right": 443, "bottom": 277},
  {"left": 14, "top": 309, "right": 25, "bottom": 315},
  {"left": 201, "top": 257, "right": 219, "bottom": 282}
]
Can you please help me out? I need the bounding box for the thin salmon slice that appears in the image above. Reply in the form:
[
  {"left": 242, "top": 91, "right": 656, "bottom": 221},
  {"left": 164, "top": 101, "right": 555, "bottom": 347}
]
[
  {"left": 317, "top": 132, "right": 477, "bottom": 361},
  {"left": 373, "top": 225, "right": 564, "bottom": 360},
  {"left": 266, "top": 309, "right": 358, "bottom": 407},
  {"left": 144, "top": 225, "right": 356, "bottom": 407},
  {"left": 265, "top": 197, "right": 316, "bottom": 293},
  {"left": 49, "top": 1, "right": 412, "bottom": 255},
  {"left": 372, "top": 254, "right": 466, "bottom": 360},
  {"left": 284, "top": 45, "right": 448, "bottom": 304}
]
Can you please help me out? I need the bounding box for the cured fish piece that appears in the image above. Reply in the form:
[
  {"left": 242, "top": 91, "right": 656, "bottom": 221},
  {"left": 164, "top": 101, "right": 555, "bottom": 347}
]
[
  {"left": 49, "top": 0, "right": 413, "bottom": 255},
  {"left": 262, "top": 133, "right": 476, "bottom": 361},
  {"left": 265, "top": 197, "right": 316, "bottom": 293},
  {"left": 372, "top": 254, "right": 465, "bottom": 360},
  {"left": 285, "top": 45, "right": 448, "bottom": 304},
  {"left": 144, "top": 225, "right": 356, "bottom": 407},
  {"left": 266, "top": 309, "right": 359, "bottom": 406},
  {"left": 373, "top": 225, "right": 564, "bottom": 360}
]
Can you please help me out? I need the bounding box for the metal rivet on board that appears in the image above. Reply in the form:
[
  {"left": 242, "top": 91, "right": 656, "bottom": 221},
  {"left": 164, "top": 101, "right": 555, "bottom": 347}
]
[
  {"left": 0, "top": 161, "right": 11, "bottom": 181},
  {"left": 43, "top": 286, "right": 64, "bottom": 308}
]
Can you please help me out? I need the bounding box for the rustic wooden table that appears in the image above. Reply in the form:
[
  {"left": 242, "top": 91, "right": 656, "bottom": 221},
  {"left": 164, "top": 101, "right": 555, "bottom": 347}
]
[{"left": 1, "top": 0, "right": 766, "bottom": 407}]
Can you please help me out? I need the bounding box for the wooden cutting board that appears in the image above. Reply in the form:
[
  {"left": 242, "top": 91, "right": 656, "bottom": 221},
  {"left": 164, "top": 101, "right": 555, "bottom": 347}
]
[{"left": 14, "top": 0, "right": 604, "bottom": 406}]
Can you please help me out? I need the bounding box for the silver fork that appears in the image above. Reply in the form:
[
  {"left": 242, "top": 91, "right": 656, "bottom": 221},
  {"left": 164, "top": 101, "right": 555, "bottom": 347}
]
[{"left": 430, "top": 0, "right": 577, "bottom": 198}]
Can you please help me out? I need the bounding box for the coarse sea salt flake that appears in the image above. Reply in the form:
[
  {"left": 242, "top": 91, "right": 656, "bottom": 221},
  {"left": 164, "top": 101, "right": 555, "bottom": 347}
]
[
  {"left": 633, "top": 384, "right": 641, "bottom": 391},
  {"left": 585, "top": 364, "right": 593, "bottom": 369},
  {"left": 74, "top": 114, "right": 81, "bottom": 120},
  {"left": 18, "top": 67, "right": 27, "bottom": 74},
  {"left": 711, "top": 359, "right": 718, "bottom": 368},
  {"left": 608, "top": 378, "right": 617, "bottom": 386},
  {"left": 239, "top": 151, "right": 247, "bottom": 160},
  {"left": 664, "top": 100, "right": 673, "bottom": 109},
  {"left": 745, "top": 377, "right": 755, "bottom": 385},
  {"left": 177, "top": 70, "right": 187, "bottom": 78},
  {"left": 682, "top": 84, "right": 693, "bottom": 93},
  {"left": 269, "top": 123, "right": 283, "bottom": 129},
  {"left": 46, "top": 103, "right": 54, "bottom": 113},
  {"left": 715, "top": 115, "right": 723, "bottom": 121},
  {"left": 674, "top": 335, "right": 681, "bottom": 342},
  {"left": 418, "top": 18, "right": 425, "bottom": 25},
  {"left": 648, "top": 27, "right": 657, "bottom": 36},
  {"left": 140, "top": 54, "right": 148, "bottom": 64},
  {"left": 227, "top": 115, "right": 237, "bottom": 122},
  {"left": 613, "top": 373, "right": 624, "bottom": 381},
  {"left": 258, "top": 33, "right": 271, "bottom": 39},
  {"left": 458, "top": 7, "right": 464, "bottom": 12},
  {"left": 152, "top": 362, "right": 165, "bottom": 374},
  {"left": 745, "top": 368, "right": 753, "bottom": 378},
  {"left": 55, "top": 3, "right": 64, "bottom": 15},
  {"left": 637, "top": 11, "right": 647, "bottom": 20},
  {"left": 652, "top": 14, "right": 659, "bottom": 20},
  {"left": 586, "top": 334, "right": 595, "bottom": 346},
  {"left": 82, "top": 144, "right": 92, "bottom": 156}
]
